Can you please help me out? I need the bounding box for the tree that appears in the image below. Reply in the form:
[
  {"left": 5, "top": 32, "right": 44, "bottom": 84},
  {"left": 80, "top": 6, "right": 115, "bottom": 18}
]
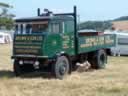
[
  {"left": 0, "top": 2, "right": 14, "bottom": 30},
  {"left": 0, "top": 2, "right": 11, "bottom": 8}
]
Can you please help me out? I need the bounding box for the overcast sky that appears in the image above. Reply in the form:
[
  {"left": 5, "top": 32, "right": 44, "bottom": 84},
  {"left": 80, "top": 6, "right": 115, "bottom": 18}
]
[{"left": 0, "top": 0, "right": 128, "bottom": 21}]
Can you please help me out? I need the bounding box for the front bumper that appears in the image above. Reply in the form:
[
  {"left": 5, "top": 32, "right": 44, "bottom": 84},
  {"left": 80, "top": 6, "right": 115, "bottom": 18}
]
[{"left": 11, "top": 55, "right": 48, "bottom": 59}]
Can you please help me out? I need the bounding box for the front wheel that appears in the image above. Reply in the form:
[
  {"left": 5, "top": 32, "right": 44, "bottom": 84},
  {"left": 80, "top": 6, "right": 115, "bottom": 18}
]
[
  {"left": 13, "top": 60, "right": 23, "bottom": 76},
  {"left": 52, "top": 56, "right": 70, "bottom": 79}
]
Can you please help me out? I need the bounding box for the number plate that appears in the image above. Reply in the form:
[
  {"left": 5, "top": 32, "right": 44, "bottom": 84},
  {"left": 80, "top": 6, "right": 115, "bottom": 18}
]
[{"left": 24, "top": 60, "right": 34, "bottom": 64}]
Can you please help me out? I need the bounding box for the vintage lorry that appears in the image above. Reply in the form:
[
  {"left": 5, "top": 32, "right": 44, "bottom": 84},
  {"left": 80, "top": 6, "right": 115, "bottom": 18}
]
[{"left": 11, "top": 6, "right": 115, "bottom": 79}]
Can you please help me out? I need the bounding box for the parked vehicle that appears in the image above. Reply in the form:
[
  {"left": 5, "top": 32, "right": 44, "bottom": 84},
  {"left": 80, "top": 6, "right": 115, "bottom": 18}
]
[
  {"left": 11, "top": 6, "right": 115, "bottom": 79},
  {"left": 105, "top": 31, "right": 128, "bottom": 56}
]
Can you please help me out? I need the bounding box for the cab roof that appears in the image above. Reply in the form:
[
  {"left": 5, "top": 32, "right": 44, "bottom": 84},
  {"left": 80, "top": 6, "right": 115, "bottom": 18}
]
[{"left": 15, "top": 15, "right": 74, "bottom": 23}]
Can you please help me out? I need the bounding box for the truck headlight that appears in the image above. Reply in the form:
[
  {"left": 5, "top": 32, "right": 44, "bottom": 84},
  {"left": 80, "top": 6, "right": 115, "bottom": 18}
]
[
  {"left": 34, "top": 61, "right": 40, "bottom": 69},
  {"left": 19, "top": 60, "right": 23, "bottom": 65},
  {"left": 35, "top": 61, "right": 39, "bottom": 66}
]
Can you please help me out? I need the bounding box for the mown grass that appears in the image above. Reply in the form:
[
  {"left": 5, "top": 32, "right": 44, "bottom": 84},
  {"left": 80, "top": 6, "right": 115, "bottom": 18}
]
[{"left": 0, "top": 44, "right": 128, "bottom": 96}]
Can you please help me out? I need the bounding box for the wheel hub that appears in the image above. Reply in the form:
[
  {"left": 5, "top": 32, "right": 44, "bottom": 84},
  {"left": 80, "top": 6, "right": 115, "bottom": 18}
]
[{"left": 59, "top": 65, "right": 66, "bottom": 75}]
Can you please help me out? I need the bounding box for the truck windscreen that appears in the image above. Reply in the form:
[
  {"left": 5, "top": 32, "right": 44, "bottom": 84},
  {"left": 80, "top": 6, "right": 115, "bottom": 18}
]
[
  {"left": 32, "top": 24, "right": 48, "bottom": 34},
  {"left": 15, "top": 22, "right": 48, "bottom": 34}
]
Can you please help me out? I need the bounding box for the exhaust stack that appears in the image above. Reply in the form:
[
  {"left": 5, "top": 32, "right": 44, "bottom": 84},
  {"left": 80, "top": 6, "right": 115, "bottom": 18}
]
[{"left": 37, "top": 8, "right": 40, "bottom": 16}]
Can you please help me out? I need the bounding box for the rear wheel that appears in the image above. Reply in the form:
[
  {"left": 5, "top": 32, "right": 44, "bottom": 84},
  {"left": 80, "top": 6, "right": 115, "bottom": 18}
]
[
  {"left": 89, "top": 49, "right": 107, "bottom": 69},
  {"left": 52, "top": 56, "right": 70, "bottom": 79},
  {"left": 97, "top": 50, "right": 107, "bottom": 69}
]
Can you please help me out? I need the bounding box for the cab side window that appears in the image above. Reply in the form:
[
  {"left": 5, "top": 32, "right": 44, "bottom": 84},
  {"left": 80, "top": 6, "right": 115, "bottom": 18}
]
[
  {"left": 65, "top": 21, "right": 74, "bottom": 33},
  {"left": 49, "top": 22, "right": 63, "bottom": 33},
  {"left": 50, "top": 23, "right": 60, "bottom": 33}
]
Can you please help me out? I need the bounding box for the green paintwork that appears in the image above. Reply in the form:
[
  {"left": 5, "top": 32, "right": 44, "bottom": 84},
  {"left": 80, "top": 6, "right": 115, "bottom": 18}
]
[
  {"left": 43, "top": 33, "right": 75, "bottom": 57},
  {"left": 78, "top": 34, "right": 116, "bottom": 54},
  {"left": 13, "top": 32, "right": 75, "bottom": 57},
  {"left": 13, "top": 33, "right": 115, "bottom": 58}
]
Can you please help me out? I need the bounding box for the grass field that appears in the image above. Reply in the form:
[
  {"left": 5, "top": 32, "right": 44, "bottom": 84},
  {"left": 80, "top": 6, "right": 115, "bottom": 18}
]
[{"left": 0, "top": 44, "right": 128, "bottom": 96}]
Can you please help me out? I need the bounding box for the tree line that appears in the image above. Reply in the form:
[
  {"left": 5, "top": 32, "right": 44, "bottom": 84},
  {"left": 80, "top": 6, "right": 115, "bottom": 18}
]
[
  {"left": 78, "top": 21, "right": 112, "bottom": 31},
  {"left": 78, "top": 15, "right": 128, "bottom": 31}
]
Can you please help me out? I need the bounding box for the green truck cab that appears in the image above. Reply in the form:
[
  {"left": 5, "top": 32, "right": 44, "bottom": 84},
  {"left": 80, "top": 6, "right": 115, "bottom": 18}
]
[{"left": 12, "top": 6, "right": 115, "bottom": 79}]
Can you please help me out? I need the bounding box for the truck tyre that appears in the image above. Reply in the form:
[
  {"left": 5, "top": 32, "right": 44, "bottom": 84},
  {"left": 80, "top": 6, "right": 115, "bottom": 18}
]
[
  {"left": 13, "top": 60, "right": 23, "bottom": 76},
  {"left": 95, "top": 49, "right": 107, "bottom": 69},
  {"left": 52, "top": 56, "right": 70, "bottom": 79}
]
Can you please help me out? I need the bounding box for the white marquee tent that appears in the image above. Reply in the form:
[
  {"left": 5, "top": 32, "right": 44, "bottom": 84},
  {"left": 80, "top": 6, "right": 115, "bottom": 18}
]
[{"left": 0, "top": 32, "right": 12, "bottom": 44}]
